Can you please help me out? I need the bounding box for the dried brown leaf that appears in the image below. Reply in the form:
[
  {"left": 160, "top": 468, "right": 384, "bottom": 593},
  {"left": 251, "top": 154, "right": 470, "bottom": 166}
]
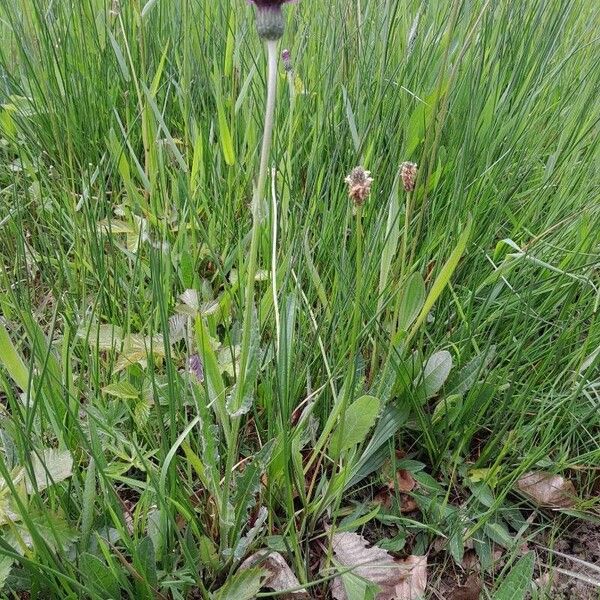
[
  {"left": 330, "top": 531, "right": 427, "bottom": 599},
  {"left": 517, "top": 471, "right": 576, "bottom": 508},
  {"left": 240, "top": 550, "right": 308, "bottom": 599},
  {"left": 450, "top": 574, "right": 482, "bottom": 600},
  {"left": 389, "top": 469, "right": 416, "bottom": 493}
]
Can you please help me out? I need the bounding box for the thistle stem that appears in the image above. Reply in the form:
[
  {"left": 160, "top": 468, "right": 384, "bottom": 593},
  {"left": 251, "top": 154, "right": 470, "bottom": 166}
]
[
  {"left": 256, "top": 40, "right": 279, "bottom": 221},
  {"left": 222, "top": 38, "right": 279, "bottom": 551}
]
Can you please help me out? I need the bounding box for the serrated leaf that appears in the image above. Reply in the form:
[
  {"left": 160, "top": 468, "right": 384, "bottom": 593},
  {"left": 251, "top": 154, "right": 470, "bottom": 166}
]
[
  {"left": 227, "top": 304, "right": 260, "bottom": 417},
  {"left": 81, "top": 324, "right": 124, "bottom": 351},
  {"left": 494, "top": 552, "right": 535, "bottom": 600},
  {"left": 102, "top": 381, "right": 139, "bottom": 399},
  {"left": 417, "top": 351, "right": 452, "bottom": 398},
  {"left": 136, "top": 536, "right": 157, "bottom": 589},
  {"left": 331, "top": 395, "right": 380, "bottom": 458},
  {"left": 231, "top": 441, "right": 275, "bottom": 549}
]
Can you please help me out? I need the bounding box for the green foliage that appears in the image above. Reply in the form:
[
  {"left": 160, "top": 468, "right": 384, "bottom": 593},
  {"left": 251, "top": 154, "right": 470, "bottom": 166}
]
[{"left": 0, "top": 0, "right": 598, "bottom": 597}]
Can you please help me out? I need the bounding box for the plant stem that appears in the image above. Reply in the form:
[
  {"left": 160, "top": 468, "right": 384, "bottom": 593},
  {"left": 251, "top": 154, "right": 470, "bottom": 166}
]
[
  {"left": 392, "top": 189, "right": 413, "bottom": 329},
  {"left": 222, "top": 38, "right": 279, "bottom": 550}
]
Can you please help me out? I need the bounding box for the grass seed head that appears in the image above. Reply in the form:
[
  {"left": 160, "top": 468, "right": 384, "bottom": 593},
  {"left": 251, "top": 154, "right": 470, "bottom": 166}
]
[{"left": 345, "top": 166, "right": 373, "bottom": 206}]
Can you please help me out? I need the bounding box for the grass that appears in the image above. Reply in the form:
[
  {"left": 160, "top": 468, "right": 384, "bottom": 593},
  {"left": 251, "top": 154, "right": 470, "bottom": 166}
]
[{"left": 0, "top": 0, "right": 599, "bottom": 597}]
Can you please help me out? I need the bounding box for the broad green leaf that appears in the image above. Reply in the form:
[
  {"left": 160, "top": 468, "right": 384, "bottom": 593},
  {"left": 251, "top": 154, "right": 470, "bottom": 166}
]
[
  {"left": 136, "top": 536, "right": 157, "bottom": 589},
  {"left": 194, "top": 316, "right": 230, "bottom": 445},
  {"left": 26, "top": 449, "right": 73, "bottom": 494},
  {"left": 445, "top": 346, "right": 496, "bottom": 395},
  {"left": 484, "top": 521, "right": 513, "bottom": 549},
  {"left": 346, "top": 404, "right": 409, "bottom": 489},
  {"left": 494, "top": 552, "right": 535, "bottom": 600},
  {"left": 431, "top": 393, "right": 462, "bottom": 424},
  {"left": 80, "top": 552, "right": 121, "bottom": 600},
  {"left": 227, "top": 304, "right": 259, "bottom": 418},
  {"left": 331, "top": 395, "right": 380, "bottom": 458},
  {"left": 406, "top": 216, "right": 472, "bottom": 345},
  {"left": 102, "top": 381, "right": 139, "bottom": 400},
  {"left": 417, "top": 350, "right": 452, "bottom": 398},
  {"left": 0, "top": 322, "right": 29, "bottom": 391},
  {"left": 397, "top": 272, "right": 426, "bottom": 332},
  {"left": 214, "top": 567, "right": 266, "bottom": 600},
  {"left": 336, "top": 570, "right": 379, "bottom": 600},
  {"left": 0, "top": 555, "right": 13, "bottom": 591}
]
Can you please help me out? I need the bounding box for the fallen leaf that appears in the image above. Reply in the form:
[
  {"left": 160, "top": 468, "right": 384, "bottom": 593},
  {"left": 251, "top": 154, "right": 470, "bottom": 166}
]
[
  {"left": 240, "top": 550, "right": 309, "bottom": 599},
  {"left": 330, "top": 530, "right": 427, "bottom": 600},
  {"left": 516, "top": 471, "right": 576, "bottom": 508},
  {"left": 450, "top": 574, "right": 482, "bottom": 600},
  {"left": 389, "top": 469, "right": 416, "bottom": 493}
]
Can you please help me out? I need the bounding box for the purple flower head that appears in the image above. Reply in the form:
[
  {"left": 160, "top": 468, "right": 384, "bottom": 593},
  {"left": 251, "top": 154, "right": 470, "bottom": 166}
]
[
  {"left": 187, "top": 354, "right": 205, "bottom": 383},
  {"left": 249, "top": 0, "right": 292, "bottom": 5},
  {"left": 248, "top": 0, "right": 295, "bottom": 41},
  {"left": 281, "top": 48, "right": 293, "bottom": 72}
]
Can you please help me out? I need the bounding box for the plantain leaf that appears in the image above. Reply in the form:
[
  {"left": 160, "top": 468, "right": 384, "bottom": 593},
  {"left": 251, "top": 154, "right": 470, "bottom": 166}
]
[
  {"left": 494, "top": 552, "right": 535, "bottom": 600},
  {"left": 214, "top": 567, "right": 267, "bottom": 600},
  {"left": 331, "top": 396, "right": 380, "bottom": 458}
]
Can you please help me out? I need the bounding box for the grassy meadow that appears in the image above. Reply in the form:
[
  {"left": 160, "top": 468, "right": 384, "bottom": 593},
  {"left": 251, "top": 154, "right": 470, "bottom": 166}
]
[{"left": 0, "top": 0, "right": 599, "bottom": 597}]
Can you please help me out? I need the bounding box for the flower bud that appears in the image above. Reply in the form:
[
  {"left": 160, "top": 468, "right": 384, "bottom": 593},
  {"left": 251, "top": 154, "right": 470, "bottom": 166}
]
[{"left": 249, "top": 0, "right": 293, "bottom": 41}]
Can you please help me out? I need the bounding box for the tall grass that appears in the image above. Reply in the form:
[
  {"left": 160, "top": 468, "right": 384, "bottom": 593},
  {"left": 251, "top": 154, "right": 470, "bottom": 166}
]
[{"left": 0, "top": 0, "right": 599, "bottom": 597}]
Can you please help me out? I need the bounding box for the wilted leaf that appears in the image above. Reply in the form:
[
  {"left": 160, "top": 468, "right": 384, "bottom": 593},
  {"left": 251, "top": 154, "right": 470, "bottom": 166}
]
[
  {"left": 417, "top": 351, "right": 452, "bottom": 398},
  {"left": 240, "top": 550, "right": 309, "bottom": 598},
  {"left": 26, "top": 449, "right": 73, "bottom": 493},
  {"left": 446, "top": 574, "right": 482, "bottom": 600},
  {"left": 389, "top": 469, "right": 416, "bottom": 493},
  {"left": 516, "top": 471, "right": 576, "bottom": 508},
  {"left": 330, "top": 530, "right": 427, "bottom": 600}
]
